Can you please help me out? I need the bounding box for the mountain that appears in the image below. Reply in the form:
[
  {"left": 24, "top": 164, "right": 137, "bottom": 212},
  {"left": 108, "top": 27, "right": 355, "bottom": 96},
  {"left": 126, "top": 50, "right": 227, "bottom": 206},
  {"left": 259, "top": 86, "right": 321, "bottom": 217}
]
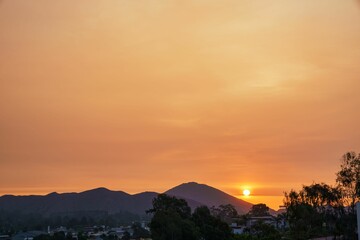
[
  {"left": 165, "top": 182, "right": 253, "bottom": 214},
  {"left": 0, "top": 188, "right": 157, "bottom": 216},
  {"left": 0, "top": 182, "right": 253, "bottom": 217}
]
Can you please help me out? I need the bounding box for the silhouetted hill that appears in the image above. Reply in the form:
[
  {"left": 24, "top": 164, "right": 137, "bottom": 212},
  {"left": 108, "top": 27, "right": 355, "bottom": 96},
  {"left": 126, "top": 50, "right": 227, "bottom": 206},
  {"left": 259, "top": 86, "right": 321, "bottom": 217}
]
[
  {"left": 165, "top": 182, "right": 253, "bottom": 214},
  {"left": 0, "top": 182, "right": 254, "bottom": 217},
  {"left": 0, "top": 187, "right": 152, "bottom": 216}
]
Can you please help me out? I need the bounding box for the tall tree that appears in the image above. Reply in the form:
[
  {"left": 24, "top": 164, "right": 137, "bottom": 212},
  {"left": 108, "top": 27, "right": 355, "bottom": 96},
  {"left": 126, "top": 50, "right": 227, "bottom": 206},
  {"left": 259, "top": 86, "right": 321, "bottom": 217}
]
[
  {"left": 147, "top": 194, "right": 191, "bottom": 219},
  {"left": 147, "top": 195, "right": 236, "bottom": 240},
  {"left": 131, "top": 222, "right": 150, "bottom": 240},
  {"left": 192, "top": 206, "right": 233, "bottom": 240},
  {"left": 249, "top": 204, "right": 270, "bottom": 217},
  {"left": 210, "top": 204, "right": 238, "bottom": 223},
  {"left": 147, "top": 194, "right": 197, "bottom": 240},
  {"left": 336, "top": 151, "right": 360, "bottom": 213},
  {"left": 284, "top": 183, "right": 342, "bottom": 239},
  {"left": 335, "top": 151, "right": 360, "bottom": 239}
]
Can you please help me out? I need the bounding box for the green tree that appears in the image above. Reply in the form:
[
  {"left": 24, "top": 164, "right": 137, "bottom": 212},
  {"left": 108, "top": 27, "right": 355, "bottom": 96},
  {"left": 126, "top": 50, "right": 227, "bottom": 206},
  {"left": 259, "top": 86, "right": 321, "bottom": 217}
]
[
  {"left": 33, "top": 235, "right": 52, "bottom": 240},
  {"left": 131, "top": 222, "right": 150, "bottom": 239},
  {"left": 192, "top": 206, "right": 233, "bottom": 240},
  {"left": 66, "top": 233, "right": 73, "bottom": 240},
  {"left": 249, "top": 204, "right": 270, "bottom": 217},
  {"left": 210, "top": 204, "right": 238, "bottom": 223},
  {"left": 53, "top": 232, "right": 66, "bottom": 240},
  {"left": 248, "top": 221, "right": 281, "bottom": 240},
  {"left": 336, "top": 151, "right": 360, "bottom": 212},
  {"left": 282, "top": 151, "right": 360, "bottom": 240},
  {"left": 147, "top": 194, "right": 191, "bottom": 219},
  {"left": 147, "top": 194, "right": 197, "bottom": 240},
  {"left": 284, "top": 183, "right": 343, "bottom": 239},
  {"left": 77, "top": 232, "right": 87, "bottom": 240},
  {"left": 336, "top": 151, "right": 360, "bottom": 239},
  {"left": 120, "top": 232, "right": 130, "bottom": 240}
]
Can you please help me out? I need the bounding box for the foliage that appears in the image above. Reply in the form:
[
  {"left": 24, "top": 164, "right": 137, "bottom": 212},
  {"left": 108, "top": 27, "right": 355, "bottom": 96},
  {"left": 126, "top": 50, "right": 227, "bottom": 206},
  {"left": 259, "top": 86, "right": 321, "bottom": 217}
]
[
  {"left": 34, "top": 232, "right": 66, "bottom": 240},
  {"left": 34, "top": 235, "right": 52, "bottom": 240},
  {"left": 233, "top": 221, "right": 281, "bottom": 240},
  {"left": 77, "top": 232, "right": 87, "bottom": 240},
  {"left": 131, "top": 222, "right": 150, "bottom": 239},
  {"left": 0, "top": 210, "right": 146, "bottom": 232},
  {"left": 283, "top": 151, "right": 360, "bottom": 240},
  {"left": 336, "top": 151, "right": 360, "bottom": 212},
  {"left": 248, "top": 204, "right": 270, "bottom": 217},
  {"left": 120, "top": 231, "right": 130, "bottom": 240},
  {"left": 210, "top": 204, "right": 238, "bottom": 223},
  {"left": 247, "top": 221, "right": 281, "bottom": 240},
  {"left": 284, "top": 183, "right": 343, "bottom": 239},
  {"left": 335, "top": 151, "right": 360, "bottom": 239},
  {"left": 147, "top": 194, "right": 191, "bottom": 219},
  {"left": 148, "top": 194, "right": 198, "bottom": 240},
  {"left": 148, "top": 194, "right": 233, "bottom": 240},
  {"left": 192, "top": 206, "right": 233, "bottom": 240},
  {"left": 233, "top": 234, "right": 256, "bottom": 240}
]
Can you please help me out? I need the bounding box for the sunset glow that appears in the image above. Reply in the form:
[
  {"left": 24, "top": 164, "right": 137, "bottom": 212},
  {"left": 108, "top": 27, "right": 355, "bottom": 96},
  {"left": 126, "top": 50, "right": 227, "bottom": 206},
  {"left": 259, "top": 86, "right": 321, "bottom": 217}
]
[
  {"left": 243, "top": 189, "right": 251, "bottom": 197},
  {"left": 1, "top": 0, "right": 360, "bottom": 210}
]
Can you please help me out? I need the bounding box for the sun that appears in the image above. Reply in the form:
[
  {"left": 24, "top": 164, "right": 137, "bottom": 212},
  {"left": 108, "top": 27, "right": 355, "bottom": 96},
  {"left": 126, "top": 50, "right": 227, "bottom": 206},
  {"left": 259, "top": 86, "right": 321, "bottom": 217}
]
[{"left": 243, "top": 189, "right": 251, "bottom": 196}]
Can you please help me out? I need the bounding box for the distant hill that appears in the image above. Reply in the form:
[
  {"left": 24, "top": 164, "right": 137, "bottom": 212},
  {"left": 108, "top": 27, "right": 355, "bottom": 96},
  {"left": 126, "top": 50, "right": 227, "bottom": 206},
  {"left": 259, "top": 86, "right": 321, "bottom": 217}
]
[
  {"left": 0, "top": 187, "right": 157, "bottom": 216},
  {"left": 165, "top": 182, "right": 253, "bottom": 214},
  {"left": 0, "top": 182, "right": 253, "bottom": 217}
]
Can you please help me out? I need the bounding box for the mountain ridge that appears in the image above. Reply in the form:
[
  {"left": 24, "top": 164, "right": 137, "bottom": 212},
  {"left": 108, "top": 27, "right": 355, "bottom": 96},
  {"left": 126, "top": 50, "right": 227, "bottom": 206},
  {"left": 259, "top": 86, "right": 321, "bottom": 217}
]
[
  {"left": 0, "top": 182, "right": 254, "bottom": 215},
  {"left": 165, "top": 182, "right": 253, "bottom": 214}
]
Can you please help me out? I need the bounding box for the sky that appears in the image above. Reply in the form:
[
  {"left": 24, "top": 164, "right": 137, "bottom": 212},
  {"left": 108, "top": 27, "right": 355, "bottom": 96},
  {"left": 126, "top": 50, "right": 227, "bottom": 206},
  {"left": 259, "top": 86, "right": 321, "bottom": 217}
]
[{"left": 0, "top": 0, "right": 360, "bottom": 210}]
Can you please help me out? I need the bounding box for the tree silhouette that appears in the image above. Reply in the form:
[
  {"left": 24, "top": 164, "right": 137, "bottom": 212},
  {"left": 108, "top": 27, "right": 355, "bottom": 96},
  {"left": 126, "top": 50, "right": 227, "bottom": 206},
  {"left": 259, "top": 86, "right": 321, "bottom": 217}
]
[{"left": 249, "top": 204, "right": 270, "bottom": 217}]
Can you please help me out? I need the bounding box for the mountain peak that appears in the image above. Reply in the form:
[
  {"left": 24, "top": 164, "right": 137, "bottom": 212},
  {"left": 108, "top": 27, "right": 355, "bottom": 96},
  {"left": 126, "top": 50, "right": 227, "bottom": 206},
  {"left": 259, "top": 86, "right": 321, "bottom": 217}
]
[
  {"left": 0, "top": 183, "right": 254, "bottom": 216},
  {"left": 167, "top": 182, "right": 215, "bottom": 192},
  {"left": 165, "top": 182, "right": 252, "bottom": 214},
  {"left": 82, "top": 187, "right": 112, "bottom": 193},
  {"left": 181, "top": 182, "right": 203, "bottom": 186},
  {"left": 93, "top": 187, "right": 111, "bottom": 191},
  {"left": 46, "top": 192, "right": 59, "bottom": 196}
]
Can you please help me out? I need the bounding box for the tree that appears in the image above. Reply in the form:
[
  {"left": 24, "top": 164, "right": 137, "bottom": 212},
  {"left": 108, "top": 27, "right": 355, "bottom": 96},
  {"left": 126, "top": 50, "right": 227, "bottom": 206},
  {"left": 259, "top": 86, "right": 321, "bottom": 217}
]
[
  {"left": 249, "top": 204, "right": 270, "bottom": 217},
  {"left": 33, "top": 235, "right": 52, "bottom": 240},
  {"left": 120, "top": 232, "right": 130, "bottom": 240},
  {"left": 336, "top": 151, "right": 360, "bottom": 239},
  {"left": 302, "top": 183, "right": 342, "bottom": 209},
  {"left": 210, "top": 204, "right": 238, "bottom": 223},
  {"left": 282, "top": 151, "right": 360, "bottom": 239},
  {"left": 53, "top": 232, "right": 66, "bottom": 240},
  {"left": 77, "top": 232, "right": 87, "bottom": 240},
  {"left": 131, "top": 222, "right": 150, "bottom": 239},
  {"left": 248, "top": 221, "right": 281, "bottom": 240},
  {"left": 147, "top": 194, "right": 197, "bottom": 240},
  {"left": 148, "top": 195, "right": 236, "bottom": 240},
  {"left": 147, "top": 194, "right": 191, "bottom": 219},
  {"left": 192, "top": 206, "right": 233, "bottom": 240},
  {"left": 336, "top": 151, "right": 360, "bottom": 212},
  {"left": 65, "top": 233, "right": 73, "bottom": 240},
  {"left": 284, "top": 183, "right": 343, "bottom": 239}
]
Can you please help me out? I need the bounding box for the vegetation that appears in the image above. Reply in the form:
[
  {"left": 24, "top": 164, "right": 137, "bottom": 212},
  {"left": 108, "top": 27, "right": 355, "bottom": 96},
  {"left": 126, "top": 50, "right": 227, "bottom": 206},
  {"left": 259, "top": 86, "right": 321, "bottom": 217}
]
[
  {"left": 284, "top": 151, "right": 360, "bottom": 239},
  {"left": 131, "top": 222, "right": 151, "bottom": 239},
  {"left": 3, "top": 151, "right": 360, "bottom": 240},
  {"left": 148, "top": 151, "right": 359, "bottom": 240},
  {"left": 147, "top": 194, "right": 233, "bottom": 240},
  {"left": 248, "top": 204, "right": 270, "bottom": 217},
  {"left": 210, "top": 204, "right": 239, "bottom": 223},
  {"left": 33, "top": 232, "right": 75, "bottom": 240},
  {"left": 0, "top": 210, "right": 146, "bottom": 233}
]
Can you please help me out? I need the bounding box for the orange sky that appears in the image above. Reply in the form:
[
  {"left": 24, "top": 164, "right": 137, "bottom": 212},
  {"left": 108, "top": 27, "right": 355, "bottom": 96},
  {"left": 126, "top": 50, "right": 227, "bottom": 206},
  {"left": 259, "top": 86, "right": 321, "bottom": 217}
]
[{"left": 1, "top": 0, "right": 360, "bottom": 210}]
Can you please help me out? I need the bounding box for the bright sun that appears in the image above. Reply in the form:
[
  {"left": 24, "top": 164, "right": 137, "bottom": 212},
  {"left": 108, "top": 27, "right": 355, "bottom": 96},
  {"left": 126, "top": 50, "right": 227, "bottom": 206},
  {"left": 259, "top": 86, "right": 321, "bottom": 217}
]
[{"left": 243, "top": 189, "right": 251, "bottom": 196}]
